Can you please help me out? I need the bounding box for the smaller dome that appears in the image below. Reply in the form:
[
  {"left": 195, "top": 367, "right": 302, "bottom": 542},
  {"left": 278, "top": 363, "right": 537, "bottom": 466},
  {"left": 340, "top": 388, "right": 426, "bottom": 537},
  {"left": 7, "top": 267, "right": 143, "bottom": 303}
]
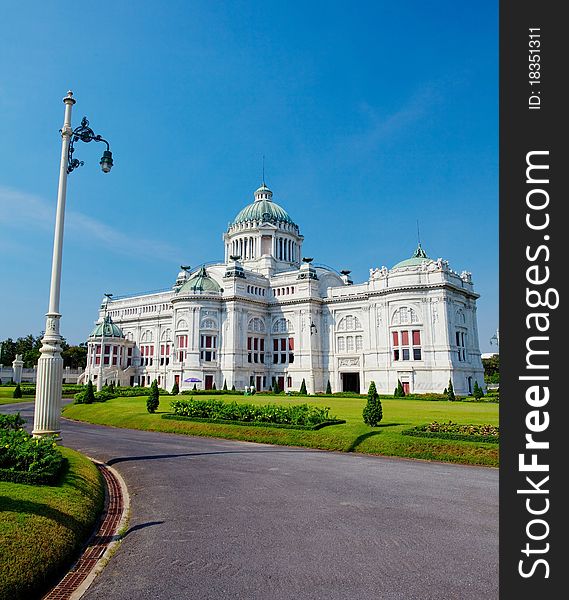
[
  {"left": 178, "top": 266, "right": 221, "bottom": 294},
  {"left": 90, "top": 315, "right": 125, "bottom": 339},
  {"left": 173, "top": 266, "right": 190, "bottom": 289},
  {"left": 392, "top": 244, "right": 433, "bottom": 269}
]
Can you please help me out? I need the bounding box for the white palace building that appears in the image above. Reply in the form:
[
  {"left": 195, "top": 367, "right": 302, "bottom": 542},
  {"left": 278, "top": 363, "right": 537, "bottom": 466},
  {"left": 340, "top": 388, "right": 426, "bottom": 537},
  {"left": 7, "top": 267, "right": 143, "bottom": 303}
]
[{"left": 80, "top": 182, "right": 484, "bottom": 395}]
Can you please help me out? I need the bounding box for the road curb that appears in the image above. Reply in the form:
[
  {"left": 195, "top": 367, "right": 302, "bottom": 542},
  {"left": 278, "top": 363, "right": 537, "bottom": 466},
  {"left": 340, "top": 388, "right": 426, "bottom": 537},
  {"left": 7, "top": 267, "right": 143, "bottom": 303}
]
[{"left": 42, "top": 460, "right": 130, "bottom": 600}]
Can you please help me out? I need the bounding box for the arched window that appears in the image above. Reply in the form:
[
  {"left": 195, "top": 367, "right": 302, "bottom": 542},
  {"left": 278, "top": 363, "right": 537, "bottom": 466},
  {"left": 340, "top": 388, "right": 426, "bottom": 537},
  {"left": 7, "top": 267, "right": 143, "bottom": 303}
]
[
  {"left": 176, "top": 319, "right": 188, "bottom": 330},
  {"left": 248, "top": 317, "right": 266, "bottom": 333},
  {"left": 272, "top": 318, "right": 292, "bottom": 333},
  {"left": 391, "top": 306, "right": 421, "bottom": 326},
  {"left": 337, "top": 315, "right": 362, "bottom": 331},
  {"left": 456, "top": 309, "right": 466, "bottom": 324},
  {"left": 201, "top": 318, "right": 217, "bottom": 330}
]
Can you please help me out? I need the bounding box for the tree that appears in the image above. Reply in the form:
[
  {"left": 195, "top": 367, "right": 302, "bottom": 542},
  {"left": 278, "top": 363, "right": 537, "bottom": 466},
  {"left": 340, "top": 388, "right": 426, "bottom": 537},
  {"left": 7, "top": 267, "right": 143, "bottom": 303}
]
[
  {"left": 394, "top": 379, "right": 405, "bottom": 398},
  {"left": 473, "top": 380, "right": 484, "bottom": 400},
  {"left": 326, "top": 380, "right": 332, "bottom": 394},
  {"left": 223, "top": 380, "right": 228, "bottom": 391},
  {"left": 147, "top": 379, "right": 160, "bottom": 413},
  {"left": 272, "top": 378, "right": 280, "bottom": 394},
  {"left": 447, "top": 379, "right": 456, "bottom": 402},
  {"left": 299, "top": 379, "right": 307, "bottom": 395},
  {"left": 13, "top": 383, "right": 22, "bottom": 399},
  {"left": 62, "top": 343, "right": 88, "bottom": 368},
  {"left": 85, "top": 380, "right": 96, "bottom": 404},
  {"left": 363, "top": 381, "right": 383, "bottom": 426},
  {"left": 171, "top": 381, "right": 179, "bottom": 395}
]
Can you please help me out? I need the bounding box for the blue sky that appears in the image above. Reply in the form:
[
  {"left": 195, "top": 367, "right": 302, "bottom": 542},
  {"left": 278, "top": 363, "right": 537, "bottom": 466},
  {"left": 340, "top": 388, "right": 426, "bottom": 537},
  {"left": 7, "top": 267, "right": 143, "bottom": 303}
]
[{"left": 0, "top": 1, "right": 498, "bottom": 350}]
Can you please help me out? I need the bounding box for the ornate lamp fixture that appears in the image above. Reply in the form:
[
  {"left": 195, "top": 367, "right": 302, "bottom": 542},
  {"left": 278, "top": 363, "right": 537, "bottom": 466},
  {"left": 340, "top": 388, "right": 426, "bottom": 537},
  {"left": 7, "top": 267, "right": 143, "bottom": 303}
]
[{"left": 67, "top": 117, "right": 114, "bottom": 174}]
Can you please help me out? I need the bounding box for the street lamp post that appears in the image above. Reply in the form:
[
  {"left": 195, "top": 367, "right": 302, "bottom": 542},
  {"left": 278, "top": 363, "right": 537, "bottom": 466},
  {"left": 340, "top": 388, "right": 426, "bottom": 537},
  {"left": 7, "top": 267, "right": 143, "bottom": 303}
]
[
  {"left": 97, "top": 293, "right": 113, "bottom": 391},
  {"left": 33, "top": 91, "right": 113, "bottom": 438}
]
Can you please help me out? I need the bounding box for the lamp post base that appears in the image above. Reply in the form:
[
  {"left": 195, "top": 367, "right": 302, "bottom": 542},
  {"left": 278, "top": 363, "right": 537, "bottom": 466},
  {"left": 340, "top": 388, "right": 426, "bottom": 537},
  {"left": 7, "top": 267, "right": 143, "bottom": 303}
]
[{"left": 32, "top": 314, "right": 64, "bottom": 439}]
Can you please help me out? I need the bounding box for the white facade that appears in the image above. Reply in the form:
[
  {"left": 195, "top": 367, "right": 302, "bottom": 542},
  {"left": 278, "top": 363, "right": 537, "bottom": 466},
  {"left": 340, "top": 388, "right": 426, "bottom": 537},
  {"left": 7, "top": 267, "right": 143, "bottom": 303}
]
[{"left": 81, "top": 183, "right": 484, "bottom": 395}]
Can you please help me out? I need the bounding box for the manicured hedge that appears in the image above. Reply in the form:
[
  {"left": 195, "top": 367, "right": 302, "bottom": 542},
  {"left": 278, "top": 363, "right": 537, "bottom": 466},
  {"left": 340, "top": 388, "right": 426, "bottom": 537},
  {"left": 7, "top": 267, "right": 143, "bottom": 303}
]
[
  {"left": 402, "top": 421, "right": 499, "bottom": 444},
  {"left": 161, "top": 413, "right": 345, "bottom": 430},
  {"left": 170, "top": 397, "right": 338, "bottom": 426},
  {"left": 74, "top": 389, "right": 114, "bottom": 404},
  {"left": 74, "top": 385, "right": 170, "bottom": 403},
  {"left": 181, "top": 389, "right": 245, "bottom": 396}
]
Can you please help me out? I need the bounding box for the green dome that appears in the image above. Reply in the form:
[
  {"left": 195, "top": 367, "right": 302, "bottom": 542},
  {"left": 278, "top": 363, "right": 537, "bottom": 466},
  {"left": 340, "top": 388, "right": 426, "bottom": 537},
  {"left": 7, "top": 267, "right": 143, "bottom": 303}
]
[
  {"left": 178, "top": 266, "right": 221, "bottom": 294},
  {"left": 89, "top": 315, "right": 125, "bottom": 338},
  {"left": 393, "top": 244, "right": 433, "bottom": 269},
  {"left": 231, "top": 183, "right": 295, "bottom": 226}
]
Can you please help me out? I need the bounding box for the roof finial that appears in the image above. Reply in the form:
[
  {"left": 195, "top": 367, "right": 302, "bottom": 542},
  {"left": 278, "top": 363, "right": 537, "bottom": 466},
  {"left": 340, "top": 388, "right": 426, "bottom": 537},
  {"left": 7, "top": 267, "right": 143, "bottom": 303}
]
[
  {"left": 417, "top": 219, "right": 421, "bottom": 247},
  {"left": 262, "top": 154, "right": 265, "bottom": 185}
]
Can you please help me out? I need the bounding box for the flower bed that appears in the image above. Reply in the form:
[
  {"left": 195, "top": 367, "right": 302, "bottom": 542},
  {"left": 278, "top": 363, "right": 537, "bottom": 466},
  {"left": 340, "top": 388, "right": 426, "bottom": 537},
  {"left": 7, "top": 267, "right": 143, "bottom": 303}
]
[{"left": 401, "top": 421, "right": 499, "bottom": 444}]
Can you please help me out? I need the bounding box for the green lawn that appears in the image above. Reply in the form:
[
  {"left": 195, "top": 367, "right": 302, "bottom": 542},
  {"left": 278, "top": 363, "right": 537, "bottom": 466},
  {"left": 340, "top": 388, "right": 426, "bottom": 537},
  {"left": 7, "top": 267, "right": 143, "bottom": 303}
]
[
  {"left": 0, "top": 447, "right": 104, "bottom": 600},
  {"left": 64, "top": 394, "right": 499, "bottom": 467},
  {"left": 0, "top": 388, "right": 32, "bottom": 405}
]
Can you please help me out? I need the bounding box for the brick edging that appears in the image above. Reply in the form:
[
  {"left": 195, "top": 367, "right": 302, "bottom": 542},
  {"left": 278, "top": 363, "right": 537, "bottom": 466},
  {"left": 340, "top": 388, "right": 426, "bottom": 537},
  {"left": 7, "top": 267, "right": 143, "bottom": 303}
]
[{"left": 42, "top": 461, "right": 129, "bottom": 600}]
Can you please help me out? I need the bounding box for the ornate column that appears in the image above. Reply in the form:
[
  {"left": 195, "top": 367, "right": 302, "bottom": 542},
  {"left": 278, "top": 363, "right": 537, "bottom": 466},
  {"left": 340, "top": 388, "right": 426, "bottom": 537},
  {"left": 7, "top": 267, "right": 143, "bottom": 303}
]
[{"left": 12, "top": 354, "right": 24, "bottom": 384}]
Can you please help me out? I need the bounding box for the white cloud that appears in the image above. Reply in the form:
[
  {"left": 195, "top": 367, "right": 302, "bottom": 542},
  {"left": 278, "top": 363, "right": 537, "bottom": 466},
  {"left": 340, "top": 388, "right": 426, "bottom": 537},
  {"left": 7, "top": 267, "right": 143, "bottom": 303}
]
[{"left": 0, "top": 185, "right": 182, "bottom": 262}]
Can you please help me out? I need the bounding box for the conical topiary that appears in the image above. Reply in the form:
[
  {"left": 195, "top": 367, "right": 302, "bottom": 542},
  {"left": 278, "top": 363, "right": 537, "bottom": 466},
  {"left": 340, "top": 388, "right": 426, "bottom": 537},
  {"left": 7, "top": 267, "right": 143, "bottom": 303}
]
[
  {"left": 326, "top": 380, "right": 332, "bottom": 394},
  {"left": 300, "top": 379, "right": 307, "bottom": 395},
  {"left": 363, "top": 380, "right": 383, "bottom": 426},
  {"left": 473, "top": 380, "right": 484, "bottom": 400},
  {"left": 171, "top": 381, "right": 179, "bottom": 395},
  {"left": 146, "top": 379, "right": 160, "bottom": 413},
  {"left": 85, "top": 379, "right": 96, "bottom": 404},
  {"left": 12, "top": 383, "right": 22, "bottom": 399},
  {"left": 447, "top": 379, "right": 456, "bottom": 402}
]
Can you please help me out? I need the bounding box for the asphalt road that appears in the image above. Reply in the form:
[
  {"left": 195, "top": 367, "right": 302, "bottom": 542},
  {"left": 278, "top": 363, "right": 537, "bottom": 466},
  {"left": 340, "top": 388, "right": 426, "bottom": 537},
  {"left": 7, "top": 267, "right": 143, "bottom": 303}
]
[{"left": 3, "top": 402, "right": 498, "bottom": 600}]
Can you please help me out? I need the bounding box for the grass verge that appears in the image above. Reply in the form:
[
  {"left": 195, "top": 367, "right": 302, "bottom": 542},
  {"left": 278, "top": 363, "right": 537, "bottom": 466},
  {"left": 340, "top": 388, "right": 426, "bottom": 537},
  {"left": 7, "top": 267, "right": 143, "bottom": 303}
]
[
  {"left": 0, "top": 447, "right": 104, "bottom": 600},
  {"left": 63, "top": 394, "right": 499, "bottom": 467}
]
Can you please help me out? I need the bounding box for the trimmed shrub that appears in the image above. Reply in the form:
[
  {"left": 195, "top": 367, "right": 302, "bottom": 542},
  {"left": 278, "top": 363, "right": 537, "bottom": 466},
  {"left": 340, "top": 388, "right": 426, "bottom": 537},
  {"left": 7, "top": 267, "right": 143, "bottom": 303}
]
[
  {"left": 299, "top": 379, "right": 307, "bottom": 395},
  {"left": 0, "top": 428, "right": 65, "bottom": 485},
  {"left": 394, "top": 380, "right": 405, "bottom": 398},
  {"left": 12, "top": 383, "right": 22, "bottom": 399},
  {"left": 231, "top": 384, "right": 236, "bottom": 391},
  {"left": 473, "top": 380, "right": 484, "bottom": 400},
  {"left": 447, "top": 379, "right": 456, "bottom": 402},
  {"left": 146, "top": 379, "right": 160, "bottom": 413},
  {"left": 171, "top": 381, "right": 180, "bottom": 396},
  {"left": 212, "top": 382, "right": 217, "bottom": 390},
  {"left": 85, "top": 380, "right": 95, "bottom": 404},
  {"left": 272, "top": 379, "right": 280, "bottom": 394},
  {"left": 363, "top": 381, "right": 383, "bottom": 427},
  {"left": 223, "top": 380, "right": 228, "bottom": 391},
  {"left": 326, "top": 380, "right": 332, "bottom": 394}
]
